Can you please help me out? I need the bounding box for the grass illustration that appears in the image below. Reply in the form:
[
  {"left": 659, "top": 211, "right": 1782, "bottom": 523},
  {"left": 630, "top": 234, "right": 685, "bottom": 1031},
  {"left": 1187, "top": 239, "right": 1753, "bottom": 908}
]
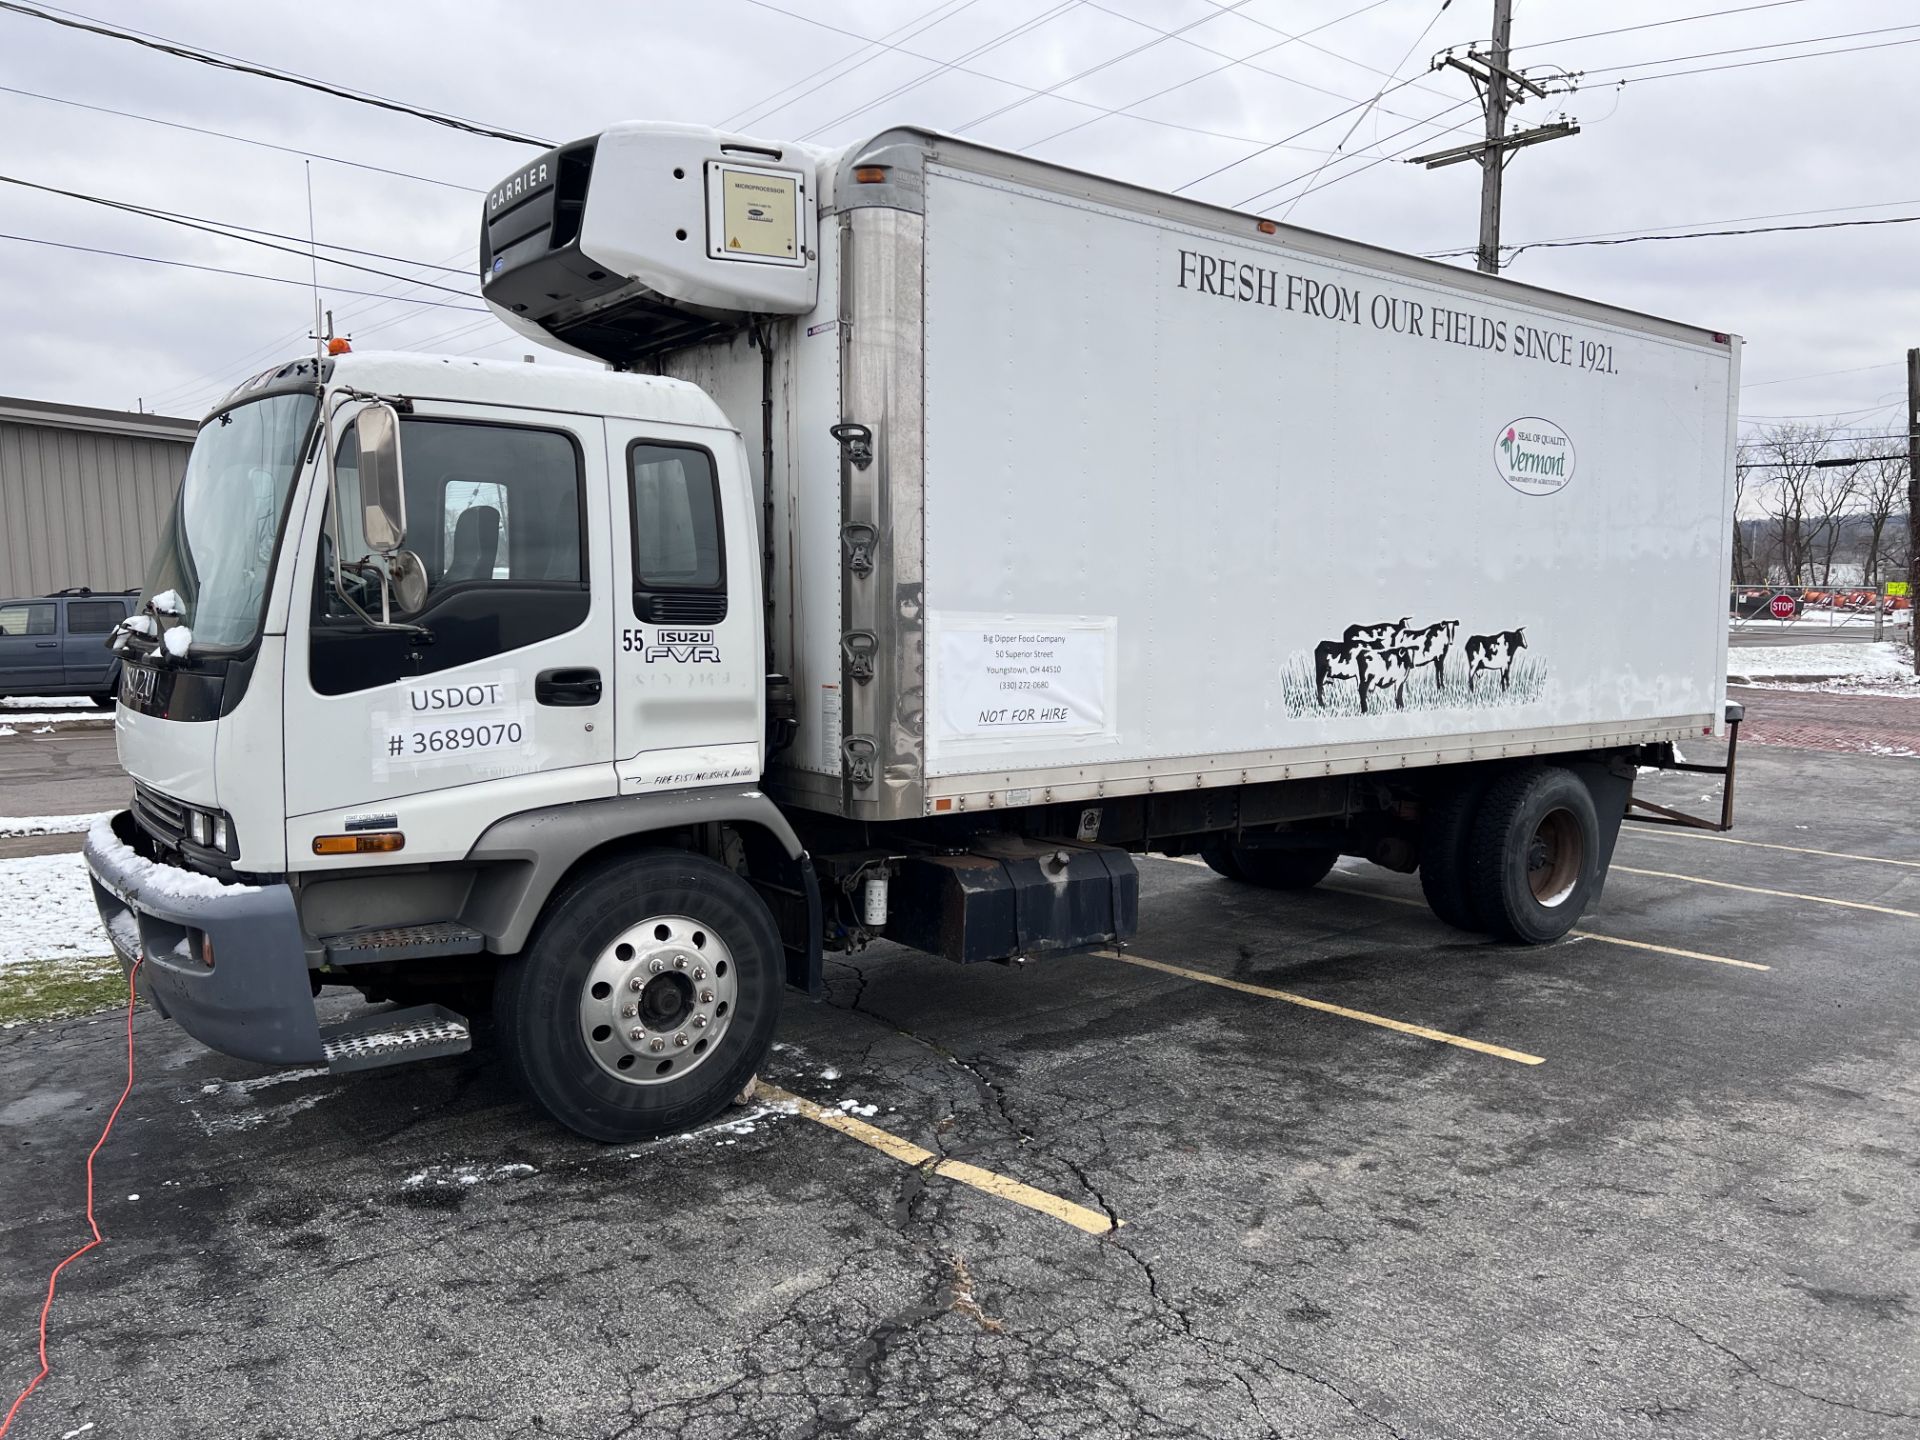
[{"left": 1281, "top": 654, "right": 1549, "bottom": 718}]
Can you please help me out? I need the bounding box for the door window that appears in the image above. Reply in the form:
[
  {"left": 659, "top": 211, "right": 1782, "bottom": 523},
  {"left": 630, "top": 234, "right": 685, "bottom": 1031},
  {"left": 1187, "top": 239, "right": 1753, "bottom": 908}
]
[
  {"left": 66, "top": 600, "right": 126, "bottom": 634},
  {"left": 0, "top": 602, "right": 54, "bottom": 637},
  {"left": 313, "top": 417, "right": 590, "bottom": 695},
  {"left": 628, "top": 442, "right": 725, "bottom": 622}
]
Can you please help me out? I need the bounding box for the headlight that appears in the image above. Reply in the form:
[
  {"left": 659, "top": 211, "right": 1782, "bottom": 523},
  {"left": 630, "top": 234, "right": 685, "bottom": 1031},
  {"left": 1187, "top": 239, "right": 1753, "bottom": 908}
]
[
  {"left": 186, "top": 811, "right": 211, "bottom": 846},
  {"left": 212, "top": 815, "right": 231, "bottom": 853}
]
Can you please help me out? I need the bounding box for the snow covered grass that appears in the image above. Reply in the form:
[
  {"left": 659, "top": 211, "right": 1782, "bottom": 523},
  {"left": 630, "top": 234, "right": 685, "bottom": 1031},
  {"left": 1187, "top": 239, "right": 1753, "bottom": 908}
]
[
  {"left": 1281, "top": 654, "right": 1548, "bottom": 718},
  {"left": 0, "top": 957, "right": 124, "bottom": 1026},
  {"left": 0, "top": 851, "right": 109, "bottom": 967},
  {"left": 0, "top": 812, "right": 111, "bottom": 838},
  {"left": 1726, "top": 641, "right": 1918, "bottom": 684}
]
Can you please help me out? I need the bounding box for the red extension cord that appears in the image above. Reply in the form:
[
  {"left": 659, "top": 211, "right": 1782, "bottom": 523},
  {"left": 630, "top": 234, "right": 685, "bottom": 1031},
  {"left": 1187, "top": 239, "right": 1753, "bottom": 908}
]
[{"left": 0, "top": 958, "right": 141, "bottom": 1439}]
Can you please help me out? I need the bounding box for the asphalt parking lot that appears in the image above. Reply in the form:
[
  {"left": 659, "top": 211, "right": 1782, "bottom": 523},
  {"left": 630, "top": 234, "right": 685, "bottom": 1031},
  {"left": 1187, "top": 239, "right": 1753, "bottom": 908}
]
[{"left": 3, "top": 739, "right": 1918, "bottom": 1439}]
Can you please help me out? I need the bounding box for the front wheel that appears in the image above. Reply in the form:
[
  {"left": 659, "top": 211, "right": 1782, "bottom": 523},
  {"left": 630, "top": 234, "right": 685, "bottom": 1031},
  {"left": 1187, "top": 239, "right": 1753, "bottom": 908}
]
[
  {"left": 495, "top": 849, "right": 783, "bottom": 1142},
  {"left": 1466, "top": 767, "right": 1600, "bottom": 944}
]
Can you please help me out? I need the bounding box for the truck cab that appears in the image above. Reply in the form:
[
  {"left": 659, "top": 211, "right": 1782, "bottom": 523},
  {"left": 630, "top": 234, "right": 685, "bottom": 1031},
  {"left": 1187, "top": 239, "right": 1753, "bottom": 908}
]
[{"left": 87, "top": 351, "right": 818, "bottom": 1140}]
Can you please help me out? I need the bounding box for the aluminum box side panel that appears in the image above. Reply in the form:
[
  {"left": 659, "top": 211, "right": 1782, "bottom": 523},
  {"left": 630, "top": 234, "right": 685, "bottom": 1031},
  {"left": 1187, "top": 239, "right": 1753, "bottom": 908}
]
[{"left": 918, "top": 166, "right": 1735, "bottom": 792}]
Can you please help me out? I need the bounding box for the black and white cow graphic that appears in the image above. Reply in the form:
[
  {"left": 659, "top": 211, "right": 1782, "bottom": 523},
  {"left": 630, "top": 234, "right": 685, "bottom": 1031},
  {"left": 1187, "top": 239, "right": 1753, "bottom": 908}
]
[
  {"left": 1357, "top": 645, "right": 1417, "bottom": 714},
  {"left": 1314, "top": 637, "right": 1369, "bottom": 705},
  {"left": 1465, "top": 628, "right": 1527, "bottom": 692},
  {"left": 1343, "top": 616, "right": 1412, "bottom": 648},
  {"left": 1399, "top": 619, "right": 1460, "bottom": 685}
]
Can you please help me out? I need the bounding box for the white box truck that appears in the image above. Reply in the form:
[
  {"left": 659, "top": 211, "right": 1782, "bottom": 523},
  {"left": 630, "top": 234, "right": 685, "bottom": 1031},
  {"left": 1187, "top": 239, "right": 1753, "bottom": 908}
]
[{"left": 87, "top": 122, "right": 1740, "bottom": 1141}]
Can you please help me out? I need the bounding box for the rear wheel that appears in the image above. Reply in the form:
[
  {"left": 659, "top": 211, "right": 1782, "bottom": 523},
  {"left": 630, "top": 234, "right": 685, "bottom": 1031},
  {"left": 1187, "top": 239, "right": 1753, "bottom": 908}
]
[
  {"left": 495, "top": 850, "right": 782, "bottom": 1142},
  {"left": 1466, "top": 767, "right": 1599, "bottom": 944},
  {"left": 1418, "top": 774, "right": 1491, "bottom": 932},
  {"left": 1199, "top": 835, "right": 1245, "bottom": 880},
  {"left": 1222, "top": 843, "right": 1339, "bottom": 891}
]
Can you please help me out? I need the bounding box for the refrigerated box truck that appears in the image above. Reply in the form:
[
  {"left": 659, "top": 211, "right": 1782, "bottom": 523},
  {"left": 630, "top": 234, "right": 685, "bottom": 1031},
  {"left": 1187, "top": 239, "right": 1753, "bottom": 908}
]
[{"left": 86, "top": 122, "right": 1740, "bottom": 1140}]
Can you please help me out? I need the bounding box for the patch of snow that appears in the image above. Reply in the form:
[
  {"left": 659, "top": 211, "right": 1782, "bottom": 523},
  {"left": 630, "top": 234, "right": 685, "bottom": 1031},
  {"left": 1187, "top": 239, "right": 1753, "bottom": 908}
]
[
  {"left": 0, "top": 852, "right": 108, "bottom": 966},
  {"left": 161, "top": 625, "right": 192, "bottom": 659},
  {"left": 87, "top": 815, "right": 257, "bottom": 899},
  {"left": 196, "top": 1067, "right": 330, "bottom": 1099},
  {"left": 1727, "top": 641, "right": 1912, "bottom": 680},
  {"left": 149, "top": 590, "right": 182, "bottom": 616},
  {"left": 61, "top": 1424, "right": 96, "bottom": 1439},
  {"left": 401, "top": 1161, "right": 539, "bottom": 1190},
  {"left": 835, "top": 1098, "right": 879, "bottom": 1118},
  {"left": 819, "top": 1067, "right": 841, "bottom": 1081},
  {"left": 1, "top": 696, "right": 93, "bottom": 710},
  {"left": 0, "top": 710, "right": 114, "bottom": 727},
  {"left": 0, "top": 726, "right": 13, "bottom": 739}
]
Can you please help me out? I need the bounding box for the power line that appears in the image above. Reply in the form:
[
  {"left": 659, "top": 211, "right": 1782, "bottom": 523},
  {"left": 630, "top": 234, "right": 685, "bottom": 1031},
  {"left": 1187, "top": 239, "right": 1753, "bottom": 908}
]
[
  {"left": 1173, "top": 71, "right": 1430, "bottom": 194},
  {"left": 0, "top": 232, "right": 486, "bottom": 311},
  {"left": 1183, "top": 0, "right": 1457, "bottom": 102},
  {"left": 1237, "top": 95, "right": 1479, "bottom": 211},
  {"left": 1577, "top": 32, "right": 1920, "bottom": 87},
  {"left": 1422, "top": 196, "right": 1920, "bottom": 256},
  {"left": 1020, "top": 0, "right": 1403, "bottom": 153},
  {"left": 1743, "top": 363, "right": 1904, "bottom": 390},
  {"left": 1272, "top": 0, "right": 1458, "bottom": 224},
  {"left": 1576, "top": 21, "right": 1920, "bottom": 77},
  {"left": 1510, "top": 0, "right": 1818, "bottom": 51},
  {"left": 1, "top": 174, "right": 480, "bottom": 297},
  {"left": 0, "top": 0, "right": 549, "bottom": 145},
  {"left": 0, "top": 86, "right": 483, "bottom": 193},
  {"left": 1434, "top": 211, "right": 1920, "bottom": 263},
  {"left": 1, "top": 174, "right": 471, "bottom": 278},
  {"left": 721, "top": 0, "right": 987, "bottom": 131}
]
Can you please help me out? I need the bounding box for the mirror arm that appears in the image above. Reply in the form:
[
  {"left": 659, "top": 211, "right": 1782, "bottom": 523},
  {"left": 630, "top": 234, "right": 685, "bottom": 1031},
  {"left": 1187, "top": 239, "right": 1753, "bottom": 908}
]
[{"left": 320, "top": 388, "right": 430, "bottom": 639}]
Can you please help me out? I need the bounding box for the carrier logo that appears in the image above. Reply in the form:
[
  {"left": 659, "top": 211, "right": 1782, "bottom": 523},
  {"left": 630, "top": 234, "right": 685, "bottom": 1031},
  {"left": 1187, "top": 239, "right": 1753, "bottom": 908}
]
[
  {"left": 1494, "top": 417, "right": 1575, "bottom": 495},
  {"left": 622, "top": 627, "right": 721, "bottom": 663},
  {"left": 487, "top": 160, "right": 551, "bottom": 215}
]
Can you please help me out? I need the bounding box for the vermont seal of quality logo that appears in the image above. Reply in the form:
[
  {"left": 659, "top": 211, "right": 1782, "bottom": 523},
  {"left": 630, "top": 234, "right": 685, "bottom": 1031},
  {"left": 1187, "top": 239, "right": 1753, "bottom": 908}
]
[{"left": 1494, "top": 417, "right": 1575, "bottom": 496}]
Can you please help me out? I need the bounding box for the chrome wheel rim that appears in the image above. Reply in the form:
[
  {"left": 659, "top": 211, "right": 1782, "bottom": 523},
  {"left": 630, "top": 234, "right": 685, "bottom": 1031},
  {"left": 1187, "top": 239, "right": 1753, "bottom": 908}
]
[
  {"left": 1526, "top": 809, "right": 1584, "bottom": 908},
  {"left": 578, "top": 914, "right": 738, "bottom": 1085}
]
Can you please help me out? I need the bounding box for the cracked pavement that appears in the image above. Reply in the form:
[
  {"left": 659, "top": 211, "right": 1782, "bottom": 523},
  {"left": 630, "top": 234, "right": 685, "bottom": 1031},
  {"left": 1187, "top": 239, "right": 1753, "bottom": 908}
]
[{"left": 2, "top": 742, "right": 1917, "bottom": 1438}]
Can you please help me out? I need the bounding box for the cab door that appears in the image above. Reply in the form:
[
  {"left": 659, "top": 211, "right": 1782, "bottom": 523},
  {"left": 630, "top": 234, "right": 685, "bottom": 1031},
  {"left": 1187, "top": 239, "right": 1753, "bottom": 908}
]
[
  {"left": 283, "top": 404, "right": 617, "bottom": 861},
  {"left": 605, "top": 422, "right": 762, "bottom": 795},
  {"left": 61, "top": 596, "right": 129, "bottom": 691}
]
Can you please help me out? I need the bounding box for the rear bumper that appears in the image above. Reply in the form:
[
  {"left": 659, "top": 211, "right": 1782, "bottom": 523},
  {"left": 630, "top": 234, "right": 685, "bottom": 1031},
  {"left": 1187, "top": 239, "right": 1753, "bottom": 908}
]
[{"left": 85, "top": 812, "right": 323, "bottom": 1065}]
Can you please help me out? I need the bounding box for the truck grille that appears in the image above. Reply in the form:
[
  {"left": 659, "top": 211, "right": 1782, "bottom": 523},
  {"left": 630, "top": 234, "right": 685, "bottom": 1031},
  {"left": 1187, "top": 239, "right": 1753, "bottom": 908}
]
[{"left": 132, "top": 781, "right": 188, "bottom": 848}]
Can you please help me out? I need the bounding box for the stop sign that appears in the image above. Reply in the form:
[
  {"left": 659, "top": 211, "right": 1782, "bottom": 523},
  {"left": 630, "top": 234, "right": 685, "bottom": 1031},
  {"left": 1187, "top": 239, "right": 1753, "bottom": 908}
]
[{"left": 1769, "top": 593, "right": 1797, "bottom": 619}]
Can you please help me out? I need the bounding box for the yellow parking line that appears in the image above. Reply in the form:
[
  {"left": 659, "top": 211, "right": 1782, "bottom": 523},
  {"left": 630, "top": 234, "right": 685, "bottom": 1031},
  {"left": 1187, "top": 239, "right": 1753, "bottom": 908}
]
[
  {"left": 1328, "top": 882, "right": 1766, "bottom": 971},
  {"left": 1321, "top": 882, "right": 1767, "bottom": 969},
  {"left": 1612, "top": 866, "right": 1920, "bottom": 919},
  {"left": 759, "top": 1084, "right": 1118, "bottom": 1236},
  {"left": 1624, "top": 830, "right": 1920, "bottom": 871},
  {"left": 1094, "top": 950, "right": 1544, "bottom": 1066}
]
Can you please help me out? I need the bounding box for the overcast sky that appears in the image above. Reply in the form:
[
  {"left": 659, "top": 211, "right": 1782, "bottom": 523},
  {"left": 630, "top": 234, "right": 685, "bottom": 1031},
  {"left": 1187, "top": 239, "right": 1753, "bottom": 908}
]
[{"left": 1, "top": 0, "right": 1913, "bottom": 444}]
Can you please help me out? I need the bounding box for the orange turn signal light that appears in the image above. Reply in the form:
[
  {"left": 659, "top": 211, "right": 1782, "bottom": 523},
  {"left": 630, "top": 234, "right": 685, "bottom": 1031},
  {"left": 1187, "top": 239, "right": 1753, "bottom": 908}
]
[
  {"left": 312, "top": 832, "right": 404, "bottom": 855},
  {"left": 327, "top": 337, "right": 352, "bottom": 355},
  {"left": 853, "top": 165, "right": 889, "bottom": 184},
  {"left": 1256, "top": 219, "right": 1278, "bottom": 235}
]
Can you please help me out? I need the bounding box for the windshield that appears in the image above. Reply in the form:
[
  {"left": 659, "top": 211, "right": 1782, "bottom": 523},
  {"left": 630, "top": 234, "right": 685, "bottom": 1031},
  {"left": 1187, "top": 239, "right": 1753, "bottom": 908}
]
[{"left": 142, "top": 392, "right": 317, "bottom": 650}]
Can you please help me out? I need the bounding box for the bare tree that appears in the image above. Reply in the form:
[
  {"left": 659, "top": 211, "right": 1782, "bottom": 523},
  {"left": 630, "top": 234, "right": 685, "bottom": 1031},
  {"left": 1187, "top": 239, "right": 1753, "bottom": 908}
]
[
  {"left": 1806, "top": 458, "right": 1860, "bottom": 584},
  {"left": 1729, "top": 461, "right": 1757, "bottom": 583},
  {"left": 1855, "top": 449, "right": 1909, "bottom": 585},
  {"left": 1745, "top": 423, "right": 1837, "bottom": 584}
]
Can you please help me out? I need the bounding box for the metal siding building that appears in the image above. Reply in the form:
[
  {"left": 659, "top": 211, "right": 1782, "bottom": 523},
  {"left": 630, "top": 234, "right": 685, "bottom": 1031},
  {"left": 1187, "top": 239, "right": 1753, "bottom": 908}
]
[{"left": 0, "top": 396, "right": 195, "bottom": 597}]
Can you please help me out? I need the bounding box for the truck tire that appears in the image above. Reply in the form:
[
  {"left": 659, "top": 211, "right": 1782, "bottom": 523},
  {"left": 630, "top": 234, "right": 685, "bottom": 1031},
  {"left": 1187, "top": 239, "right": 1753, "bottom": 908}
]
[
  {"left": 1418, "top": 775, "right": 1491, "bottom": 932},
  {"left": 1199, "top": 836, "right": 1245, "bottom": 880},
  {"left": 495, "top": 849, "right": 783, "bottom": 1142},
  {"left": 1466, "top": 767, "right": 1599, "bottom": 944},
  {"left": 1226, "top": 844, "right": 1339, "bottom": 891}
]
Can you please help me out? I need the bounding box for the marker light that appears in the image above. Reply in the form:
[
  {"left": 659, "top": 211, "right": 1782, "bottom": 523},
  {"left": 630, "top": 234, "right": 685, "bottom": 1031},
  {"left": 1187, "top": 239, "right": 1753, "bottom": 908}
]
[
  {"left": 327, "top": 337, "right": 352, "bottom": 355},
  {"left": 853, "top": 166, "right": 889, "bottom": 184},
  {"left": 1256, "top": 220, "right": 1278, "bottom": 235},
  {"left": 312, "top": 833, "right": 405, "bottom": 855}
]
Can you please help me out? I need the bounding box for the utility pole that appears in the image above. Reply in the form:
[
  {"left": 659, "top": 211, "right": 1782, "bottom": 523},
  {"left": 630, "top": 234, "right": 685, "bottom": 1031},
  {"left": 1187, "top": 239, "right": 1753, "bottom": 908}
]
[
  {"left": 1411, "top": 0, "right": 1579, "bottom": 274},
  {"left": 1907, "top": 347, "right": 1918, "bottom": 674}
]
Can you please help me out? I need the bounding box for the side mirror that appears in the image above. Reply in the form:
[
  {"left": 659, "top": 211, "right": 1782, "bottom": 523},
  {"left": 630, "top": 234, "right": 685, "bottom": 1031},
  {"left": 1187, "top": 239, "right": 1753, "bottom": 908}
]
[{"left": 350, "top": 403, "right": 407, "bottom": 554}]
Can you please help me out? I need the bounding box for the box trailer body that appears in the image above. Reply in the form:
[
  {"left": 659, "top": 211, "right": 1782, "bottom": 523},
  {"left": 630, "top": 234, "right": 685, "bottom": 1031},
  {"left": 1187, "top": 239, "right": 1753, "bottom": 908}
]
[
  {"left": 602, "top": 130, "right": 1739, "bottom": 824},
  {"left": 85, "top": 121, "right": 1740, "bottom": 1142}
]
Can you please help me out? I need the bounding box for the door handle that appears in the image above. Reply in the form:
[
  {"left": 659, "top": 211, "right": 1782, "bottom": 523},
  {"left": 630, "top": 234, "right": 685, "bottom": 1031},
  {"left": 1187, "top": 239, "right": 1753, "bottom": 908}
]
[
  {"left": 535, "top": 667, "right": 602, "bottom": 706},
  {"left": 34, "top": 641, "right": 57, "bottom": 648}
]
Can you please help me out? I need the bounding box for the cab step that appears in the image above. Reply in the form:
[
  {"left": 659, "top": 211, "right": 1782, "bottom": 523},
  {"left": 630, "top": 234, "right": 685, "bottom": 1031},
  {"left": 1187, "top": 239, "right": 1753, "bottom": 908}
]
[
  {"left": 320, "top": 921, "right": 485, "bottom": 966},
  {"left": 321, "top": 1004, "right": 471, "bottom": 1073}
]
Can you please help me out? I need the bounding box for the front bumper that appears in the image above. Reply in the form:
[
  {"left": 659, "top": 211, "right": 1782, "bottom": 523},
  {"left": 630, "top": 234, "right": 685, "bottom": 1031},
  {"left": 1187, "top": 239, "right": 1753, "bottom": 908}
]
[{"left": 85, "top": 812, "right": 323, "bottom": 1065}]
